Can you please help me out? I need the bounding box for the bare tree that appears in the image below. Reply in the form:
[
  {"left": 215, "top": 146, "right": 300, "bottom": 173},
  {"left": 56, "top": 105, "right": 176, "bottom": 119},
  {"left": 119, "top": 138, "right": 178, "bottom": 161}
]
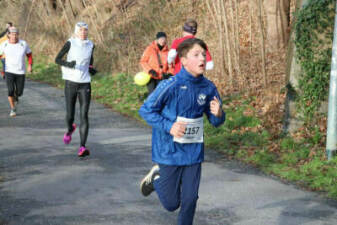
[
  {"left": 257, "top": 0, "right": 267, "bottom": 86},
  {"left": 82, "top": 0, "right": 104, "bottom": 44},
  {"left": 264, "top": 0, "right": 291, "bottom": 49},
  {"left": 68, "top": 0, "right": 76, "bottom": 19},
  {"left": 57, "top": 0, "right": 72, "bottom": 31},
  {"left": 23, "top": 0, "right": 36, "bottom": 39},
  {"left": 229, "top": 0, "right": 242, "bottom": 86},
  {"left": 249, "top": 0, "right": 253, "bottom": 55}
]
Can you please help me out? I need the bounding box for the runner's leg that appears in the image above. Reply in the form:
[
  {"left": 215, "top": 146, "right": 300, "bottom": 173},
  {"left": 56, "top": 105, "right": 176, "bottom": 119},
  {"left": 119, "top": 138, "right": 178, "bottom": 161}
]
[
  {"left": 154, "top": 164, "right": 182, "bottom": 212},
  {"left": 6, "top": 72, "right": 15, "bottom": 109},
  {"left": 178, "top": 163, "right": 201, "bottom": 225},
  {"left": 15, "top": 74, "right": 25, "bottom": 97},
  {"left": 64, "top": 80, "right": 78, "bottom": 133},
  {"left": 78, "top": 83, "right": 91, "bottom": 147}
]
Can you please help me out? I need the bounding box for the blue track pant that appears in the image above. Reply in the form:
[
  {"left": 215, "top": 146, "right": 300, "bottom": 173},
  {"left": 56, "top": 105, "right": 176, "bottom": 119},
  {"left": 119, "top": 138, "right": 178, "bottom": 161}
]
[{"left": 154, "top": 163, "right": 201, "bottom": 225}]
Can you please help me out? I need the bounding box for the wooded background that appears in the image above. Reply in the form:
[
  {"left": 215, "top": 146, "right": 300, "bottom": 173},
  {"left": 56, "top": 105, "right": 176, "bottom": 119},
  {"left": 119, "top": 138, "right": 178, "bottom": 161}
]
[{"left": 0, "top": 0, "right": 295, "bottom": 109}]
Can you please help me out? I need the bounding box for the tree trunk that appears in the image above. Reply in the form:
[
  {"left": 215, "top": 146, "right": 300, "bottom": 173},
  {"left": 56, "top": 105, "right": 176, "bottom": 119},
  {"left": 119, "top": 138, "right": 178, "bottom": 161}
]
[
  {"left": 221, "top": 0, "right": 234, "bottom": 88},
  {"left": 263, "top": 0, "right": 291, "bottom": 50},
  {"left": 249, "top": 0, "right": 253, "bottom": 55},
  {"left": 68, "top": 0, "right": 76, "bottom": 19},
  {"left": 23, "top": 0, "right": 36, "bottom": 39},
  {"left": 57, "top": 0, "right": 72, "bottom": 31},
  {"left": 257, "top": 0, "right": 267, "bottom": 86},
  {"left": 216, "top": 0, "right": 226, "bottom": 81},
  {"left": 234, "top": 0, "right": 240, "bottom": 60},
  {"left": 82, "top": 0, "right": 104, "bottom": 44},
  {"left": 43, "top": 0, "right": 55, "bottom": 15}
]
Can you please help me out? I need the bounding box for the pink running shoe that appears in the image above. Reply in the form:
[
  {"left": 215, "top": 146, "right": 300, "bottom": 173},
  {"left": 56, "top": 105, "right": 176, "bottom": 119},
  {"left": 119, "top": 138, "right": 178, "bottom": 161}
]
[
  {"left": 78, "top": 146, "right": 90, "bottom": 157},
  {"left": 63, "top": 124, "right": 76, "bottom": 144}
]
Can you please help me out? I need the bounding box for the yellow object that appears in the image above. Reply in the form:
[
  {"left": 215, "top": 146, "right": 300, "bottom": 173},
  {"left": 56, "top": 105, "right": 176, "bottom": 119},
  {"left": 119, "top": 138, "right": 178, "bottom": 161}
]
[
  {"left": 134, "top": 72, "right": 151, "bottom": 86},
  {"left": 0, "top": 35, "right": 7, "bottom": 59},
  {"left": 0, "top": 35, "right": 7, "bottom": 44}
]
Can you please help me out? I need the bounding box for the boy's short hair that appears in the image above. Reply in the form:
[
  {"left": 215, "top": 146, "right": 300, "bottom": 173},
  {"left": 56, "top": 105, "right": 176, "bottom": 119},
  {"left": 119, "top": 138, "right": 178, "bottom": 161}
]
[
  {"left": 183, "top": 19, "right": 197, "bottom": 35},
  {"left": 177, "top": 38, "right": 207, "bottom": 58}
]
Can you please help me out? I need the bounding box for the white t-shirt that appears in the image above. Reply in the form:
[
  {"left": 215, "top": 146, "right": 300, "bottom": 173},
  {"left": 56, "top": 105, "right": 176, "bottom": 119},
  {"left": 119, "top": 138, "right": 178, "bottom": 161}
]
[{"left": 0, "top": 40, "right": 31, "bottom": 75}]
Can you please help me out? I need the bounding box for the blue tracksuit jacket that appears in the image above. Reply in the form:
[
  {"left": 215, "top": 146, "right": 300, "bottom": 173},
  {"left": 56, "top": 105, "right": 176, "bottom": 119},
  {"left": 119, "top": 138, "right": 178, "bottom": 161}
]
[{"left": 139, "top": 67, "right": 225, "bottom": 166}]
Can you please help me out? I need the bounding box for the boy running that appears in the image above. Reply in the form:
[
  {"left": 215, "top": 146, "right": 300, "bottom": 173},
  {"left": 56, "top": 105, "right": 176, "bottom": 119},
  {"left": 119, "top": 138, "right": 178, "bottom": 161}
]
[{"left": 139, "top": 38, "right": 225, "bottom": 225}]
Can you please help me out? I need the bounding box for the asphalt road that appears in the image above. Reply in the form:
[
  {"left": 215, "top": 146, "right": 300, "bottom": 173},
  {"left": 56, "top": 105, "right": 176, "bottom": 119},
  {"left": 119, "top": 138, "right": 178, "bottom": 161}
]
[{"left": 1, "top": 78, "right": 337, "bottom": 225}]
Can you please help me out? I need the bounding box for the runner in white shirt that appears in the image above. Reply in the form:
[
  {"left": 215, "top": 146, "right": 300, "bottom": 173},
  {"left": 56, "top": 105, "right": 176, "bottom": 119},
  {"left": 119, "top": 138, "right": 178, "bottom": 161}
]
[{"left": 0, "top": 26, "right": 32, "bottom": 117}]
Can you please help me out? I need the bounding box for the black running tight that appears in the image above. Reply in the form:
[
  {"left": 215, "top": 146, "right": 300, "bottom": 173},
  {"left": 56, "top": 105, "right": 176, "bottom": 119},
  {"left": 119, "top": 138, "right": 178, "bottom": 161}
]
[{"left": 64, "top": 80, "right": 91, "bottom": 147}]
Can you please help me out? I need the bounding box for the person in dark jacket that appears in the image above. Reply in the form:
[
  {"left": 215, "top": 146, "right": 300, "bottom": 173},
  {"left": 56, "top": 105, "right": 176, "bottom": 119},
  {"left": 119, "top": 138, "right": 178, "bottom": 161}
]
[{"left": 139, "top": 38, "right": 225, "bottom": 225}]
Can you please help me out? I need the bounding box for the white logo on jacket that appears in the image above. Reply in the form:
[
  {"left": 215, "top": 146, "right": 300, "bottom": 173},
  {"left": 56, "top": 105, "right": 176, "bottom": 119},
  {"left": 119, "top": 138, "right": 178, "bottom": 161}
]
[{"left": 197, "top": 93, "right": 206, "bottom": 105}]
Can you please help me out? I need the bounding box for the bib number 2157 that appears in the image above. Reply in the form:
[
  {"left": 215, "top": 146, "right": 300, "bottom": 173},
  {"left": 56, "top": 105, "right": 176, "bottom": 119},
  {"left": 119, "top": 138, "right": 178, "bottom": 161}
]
[
  {"left": 173, "top": 116, "right": 204, "bottom": 144},
  {"left": 184, "top": 126, "right": 200, "bottom": 135}
]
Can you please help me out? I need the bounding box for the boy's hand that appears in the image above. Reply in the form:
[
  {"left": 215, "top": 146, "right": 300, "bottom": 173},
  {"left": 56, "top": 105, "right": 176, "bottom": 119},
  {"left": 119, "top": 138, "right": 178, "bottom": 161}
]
[
  {"left": 170, "top": 121, "right": 187, "bottom": 138},
  {"left": 210, "top": 96, "right": 222, "bottom": 117}
]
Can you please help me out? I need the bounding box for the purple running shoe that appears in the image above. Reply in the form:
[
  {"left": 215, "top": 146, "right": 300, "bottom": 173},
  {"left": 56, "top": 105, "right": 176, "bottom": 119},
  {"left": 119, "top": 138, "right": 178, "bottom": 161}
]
[
  {"left": 78, "top": 146, "right": 90, "bottom": 157},
  {"left": 63, "top": 124, "right": 76, "bottom": 144}
]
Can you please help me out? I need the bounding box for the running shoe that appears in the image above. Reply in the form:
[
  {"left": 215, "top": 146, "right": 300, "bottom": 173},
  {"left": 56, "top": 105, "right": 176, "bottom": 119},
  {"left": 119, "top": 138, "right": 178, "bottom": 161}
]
[
  {"left": 63, "top": 124, "right": 76, "bottom": 144},
  {"left": 140, "top": 165, "right": 160, "bottom": 197},
  {"left": 78, "top": 146, "right": 90, "bottom": 157},
  {"left": 9, "top": 108, "right": 16, "bottom": 117}
]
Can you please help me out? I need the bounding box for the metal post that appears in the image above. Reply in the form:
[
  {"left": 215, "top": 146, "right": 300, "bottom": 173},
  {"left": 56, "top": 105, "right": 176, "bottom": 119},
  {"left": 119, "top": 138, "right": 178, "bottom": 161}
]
[{"left": 326, "top": 2, "right": 337, "bottom": 160}]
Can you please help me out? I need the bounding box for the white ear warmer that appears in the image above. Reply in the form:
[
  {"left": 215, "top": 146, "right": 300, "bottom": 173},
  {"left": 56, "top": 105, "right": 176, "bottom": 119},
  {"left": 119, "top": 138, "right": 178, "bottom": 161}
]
[{"left": 74, "top": 22, "right": 88, "bottom": 34}]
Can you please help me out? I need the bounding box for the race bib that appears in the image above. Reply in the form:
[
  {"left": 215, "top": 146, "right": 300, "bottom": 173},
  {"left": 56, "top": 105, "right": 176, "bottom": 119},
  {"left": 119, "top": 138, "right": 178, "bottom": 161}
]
[{"left": 173, "top": 116, "right": 204, "bottom": 143}]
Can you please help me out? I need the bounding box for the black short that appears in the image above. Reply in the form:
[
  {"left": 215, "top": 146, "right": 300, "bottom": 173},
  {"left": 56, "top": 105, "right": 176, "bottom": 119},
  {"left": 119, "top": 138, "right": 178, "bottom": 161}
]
[{"left": 5, "top": 72, "right": 25, "bottom": 97}]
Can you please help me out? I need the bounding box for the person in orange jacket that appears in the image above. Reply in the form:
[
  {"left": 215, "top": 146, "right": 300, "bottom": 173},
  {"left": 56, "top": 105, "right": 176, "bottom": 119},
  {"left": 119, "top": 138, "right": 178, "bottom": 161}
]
[{"left": 140, "top": 32, "right": 173, "bottom": 94}]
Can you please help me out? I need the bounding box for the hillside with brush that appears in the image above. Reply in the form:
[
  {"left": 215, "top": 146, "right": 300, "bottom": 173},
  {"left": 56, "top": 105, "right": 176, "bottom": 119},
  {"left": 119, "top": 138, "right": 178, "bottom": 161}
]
[{"left": 1, "top": 0, "right": 293, "bottom": 131}]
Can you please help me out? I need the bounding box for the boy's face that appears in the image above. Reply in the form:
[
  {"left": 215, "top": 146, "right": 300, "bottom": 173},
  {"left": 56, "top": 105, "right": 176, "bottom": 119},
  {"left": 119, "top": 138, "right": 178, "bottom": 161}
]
[{"left": 181, "top": 44, "right": 206, "bottom": 77}]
